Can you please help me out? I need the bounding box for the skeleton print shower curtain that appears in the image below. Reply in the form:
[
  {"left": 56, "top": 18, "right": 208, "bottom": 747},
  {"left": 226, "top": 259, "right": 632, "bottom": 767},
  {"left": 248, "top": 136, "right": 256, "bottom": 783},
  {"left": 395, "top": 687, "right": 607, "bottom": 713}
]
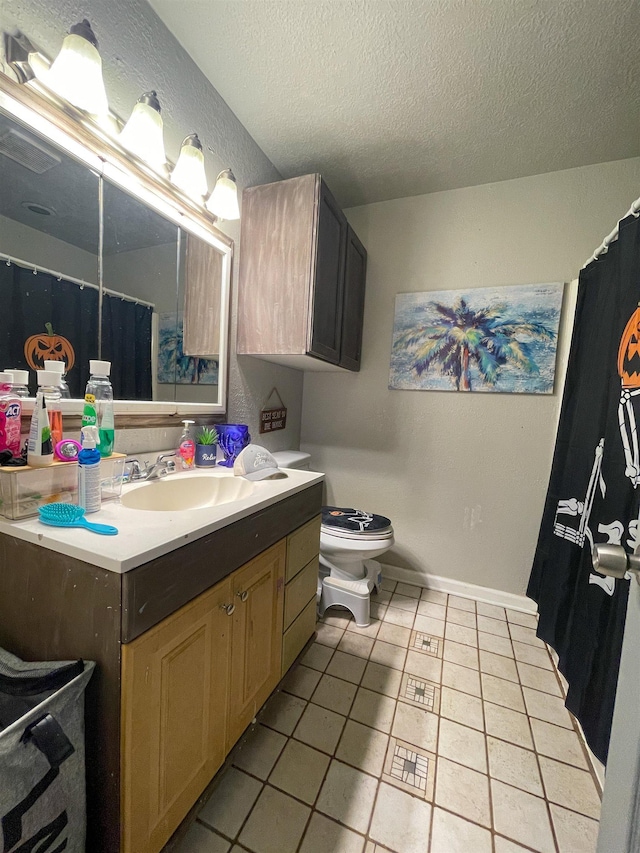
[{"left": 528, "top": 212, "right": 640, "bottom": 764}]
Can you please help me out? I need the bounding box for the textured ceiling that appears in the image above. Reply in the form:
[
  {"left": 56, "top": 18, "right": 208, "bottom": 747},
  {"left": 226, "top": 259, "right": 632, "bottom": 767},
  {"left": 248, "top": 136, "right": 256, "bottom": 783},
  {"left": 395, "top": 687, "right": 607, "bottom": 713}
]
[{"left": 148, "top": 0, "right": 640, "bottom": 208}]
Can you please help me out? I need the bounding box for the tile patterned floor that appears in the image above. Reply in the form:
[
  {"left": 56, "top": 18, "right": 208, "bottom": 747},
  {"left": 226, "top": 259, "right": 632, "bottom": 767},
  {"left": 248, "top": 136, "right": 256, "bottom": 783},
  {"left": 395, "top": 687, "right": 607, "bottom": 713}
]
[{"left": 174, "top": 581, "right": 602, "bottom": 853}]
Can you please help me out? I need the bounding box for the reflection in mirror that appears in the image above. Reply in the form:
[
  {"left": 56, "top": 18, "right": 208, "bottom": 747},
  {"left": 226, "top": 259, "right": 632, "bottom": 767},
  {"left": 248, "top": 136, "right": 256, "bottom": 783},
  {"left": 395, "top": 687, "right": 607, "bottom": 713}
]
[{"left": 0, "top": 109, "right": 99, "bottom": 396}]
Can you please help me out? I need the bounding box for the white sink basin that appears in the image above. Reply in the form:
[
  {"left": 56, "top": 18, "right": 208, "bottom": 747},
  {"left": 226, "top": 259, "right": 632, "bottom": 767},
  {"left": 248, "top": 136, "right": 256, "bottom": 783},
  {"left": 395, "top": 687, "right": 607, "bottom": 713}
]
[{"left": 121, "top": 474, "right": 255, "bottom": 512}]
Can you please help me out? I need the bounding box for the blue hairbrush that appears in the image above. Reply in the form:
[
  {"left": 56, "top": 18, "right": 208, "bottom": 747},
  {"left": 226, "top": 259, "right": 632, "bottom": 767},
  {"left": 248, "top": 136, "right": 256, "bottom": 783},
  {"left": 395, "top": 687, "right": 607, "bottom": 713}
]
[{"left": 38, "top": 503, "right": 118, "bottom": 535}]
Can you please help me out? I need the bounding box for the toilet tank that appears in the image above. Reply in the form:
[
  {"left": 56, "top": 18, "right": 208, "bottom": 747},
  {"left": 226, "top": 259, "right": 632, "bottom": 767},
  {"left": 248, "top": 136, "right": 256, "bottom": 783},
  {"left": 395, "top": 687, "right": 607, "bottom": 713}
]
[{"left": 272, "top": 450, "right": 311, "bottom": 470}]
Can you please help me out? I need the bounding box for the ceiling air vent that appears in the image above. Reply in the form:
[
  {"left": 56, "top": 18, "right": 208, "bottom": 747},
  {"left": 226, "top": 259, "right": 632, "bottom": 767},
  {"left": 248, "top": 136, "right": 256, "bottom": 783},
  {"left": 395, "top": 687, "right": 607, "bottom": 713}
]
[{"left": 0, "top": 127, "right": 61, "bottom": 174}]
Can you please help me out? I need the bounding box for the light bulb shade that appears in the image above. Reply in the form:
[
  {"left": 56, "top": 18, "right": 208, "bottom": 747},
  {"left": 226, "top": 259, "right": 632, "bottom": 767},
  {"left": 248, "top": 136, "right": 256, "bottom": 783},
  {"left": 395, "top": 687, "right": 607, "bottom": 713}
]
[
  {"left": 206, "top": 169, "right": 240, "bottom": 220},
  {"left": 119, "top": 92, "right": 166, "bottom": 171},
  {"left": 44, "top": 21, "right": 109, "bottom": 116},
  {"left": 171, "top": 134, "right": 208, "bottom": 200}
]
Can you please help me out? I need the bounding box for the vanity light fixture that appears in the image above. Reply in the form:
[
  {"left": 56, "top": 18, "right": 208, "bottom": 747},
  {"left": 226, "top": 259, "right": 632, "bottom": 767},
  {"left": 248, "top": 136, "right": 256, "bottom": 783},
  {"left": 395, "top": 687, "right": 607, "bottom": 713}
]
[
  {"left": 170, "top": 133, "right": 208, "bottom": 201},
  {"left": 206, "top": 169, "right": 240, "bottom": 220},
  {"left": 38, "top": 20, "right": 109, "bottom": 117},
  {"left": 119, "top": 90, "right": 166, "bottom": 172}
]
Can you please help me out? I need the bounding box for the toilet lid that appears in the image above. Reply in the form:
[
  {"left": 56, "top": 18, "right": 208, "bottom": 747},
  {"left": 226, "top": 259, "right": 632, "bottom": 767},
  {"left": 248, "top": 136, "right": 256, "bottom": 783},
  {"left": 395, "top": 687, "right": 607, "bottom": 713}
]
[{"left": 321, "top": 506, "right": 393, "bottom": 538}]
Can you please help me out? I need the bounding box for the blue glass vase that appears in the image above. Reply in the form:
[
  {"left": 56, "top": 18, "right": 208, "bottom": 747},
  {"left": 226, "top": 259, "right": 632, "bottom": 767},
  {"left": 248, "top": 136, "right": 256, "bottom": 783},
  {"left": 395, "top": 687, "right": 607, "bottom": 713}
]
[{"left": 215, "top": 424, "right": 250, "bottom": 467}]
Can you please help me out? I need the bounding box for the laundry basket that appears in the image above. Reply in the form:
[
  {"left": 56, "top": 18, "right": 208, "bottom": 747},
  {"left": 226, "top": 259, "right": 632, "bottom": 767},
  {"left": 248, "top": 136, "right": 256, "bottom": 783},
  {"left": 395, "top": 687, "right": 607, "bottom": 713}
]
[{"left": 0, "top": 647, "right": 95, "bottom": 853}]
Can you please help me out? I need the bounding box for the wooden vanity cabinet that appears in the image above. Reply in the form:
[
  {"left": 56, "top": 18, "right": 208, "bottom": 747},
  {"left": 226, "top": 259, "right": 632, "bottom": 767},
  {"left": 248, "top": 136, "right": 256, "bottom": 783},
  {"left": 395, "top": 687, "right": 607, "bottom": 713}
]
[{"left": 237, "top": 174, "right": 367, "bottom": 371}]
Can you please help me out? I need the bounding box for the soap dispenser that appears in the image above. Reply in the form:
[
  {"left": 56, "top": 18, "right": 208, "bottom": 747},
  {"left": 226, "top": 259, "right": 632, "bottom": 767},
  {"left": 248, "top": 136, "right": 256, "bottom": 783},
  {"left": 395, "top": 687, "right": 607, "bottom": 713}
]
[{"left": 177, "top": 419, "right": 195, "bottom": 470}]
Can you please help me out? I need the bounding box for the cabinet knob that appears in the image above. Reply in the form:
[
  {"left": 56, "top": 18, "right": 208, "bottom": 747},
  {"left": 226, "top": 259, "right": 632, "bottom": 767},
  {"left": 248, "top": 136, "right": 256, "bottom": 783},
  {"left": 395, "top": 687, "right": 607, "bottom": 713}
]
[
  {"left": 237, "top": 590, "right": 249, "bottom": 603},
  {"left": 220, "top": 603, "right": 235, "bottom": 616}
]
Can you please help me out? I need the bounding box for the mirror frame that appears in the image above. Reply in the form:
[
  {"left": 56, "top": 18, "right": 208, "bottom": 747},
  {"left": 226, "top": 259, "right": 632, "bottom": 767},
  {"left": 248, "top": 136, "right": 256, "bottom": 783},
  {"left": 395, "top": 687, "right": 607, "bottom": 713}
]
[{"left": 0, "top": 71, "right": 233, "bottom": 419}]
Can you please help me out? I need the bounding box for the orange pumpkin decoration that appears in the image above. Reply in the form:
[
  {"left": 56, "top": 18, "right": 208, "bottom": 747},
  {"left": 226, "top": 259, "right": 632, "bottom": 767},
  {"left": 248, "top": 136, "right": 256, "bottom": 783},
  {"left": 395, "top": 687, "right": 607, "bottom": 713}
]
[{"left": 24, "top": 323, "right": 75, "bottom": 371}]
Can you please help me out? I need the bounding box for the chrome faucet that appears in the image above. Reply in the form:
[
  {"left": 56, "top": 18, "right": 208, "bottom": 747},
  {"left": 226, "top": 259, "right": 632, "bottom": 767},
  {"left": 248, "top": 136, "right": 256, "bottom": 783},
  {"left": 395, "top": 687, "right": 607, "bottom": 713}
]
[{"left": 125, "top": 453, "right": 176, "bottom": 482}]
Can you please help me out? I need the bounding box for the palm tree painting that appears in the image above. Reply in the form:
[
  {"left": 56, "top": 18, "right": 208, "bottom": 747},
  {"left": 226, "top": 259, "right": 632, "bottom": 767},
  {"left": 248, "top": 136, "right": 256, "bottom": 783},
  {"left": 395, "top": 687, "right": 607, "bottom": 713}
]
[{"left": 390, "top": 283, "right": 564, "bottom": 393}]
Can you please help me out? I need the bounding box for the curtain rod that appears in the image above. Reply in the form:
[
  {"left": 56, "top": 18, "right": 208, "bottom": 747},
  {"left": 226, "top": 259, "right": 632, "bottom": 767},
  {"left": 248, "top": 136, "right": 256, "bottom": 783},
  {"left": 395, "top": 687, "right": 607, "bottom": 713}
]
[
  {"left": 582, "top": 195, "right": 640, "bottom": 269},
  {"left": 0, "top": 251, "right": 156, "bottom": 310}
]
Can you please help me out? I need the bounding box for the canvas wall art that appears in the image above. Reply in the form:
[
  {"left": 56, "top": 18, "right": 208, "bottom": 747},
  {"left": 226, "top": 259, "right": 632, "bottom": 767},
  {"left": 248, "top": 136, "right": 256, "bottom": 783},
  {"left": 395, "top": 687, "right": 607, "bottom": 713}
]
[
  {"left": 390, "top": 283, "right": 564, "bottom": 394},
  {"left": 157, "top": 312, "right": 219, "bottom": 385}
]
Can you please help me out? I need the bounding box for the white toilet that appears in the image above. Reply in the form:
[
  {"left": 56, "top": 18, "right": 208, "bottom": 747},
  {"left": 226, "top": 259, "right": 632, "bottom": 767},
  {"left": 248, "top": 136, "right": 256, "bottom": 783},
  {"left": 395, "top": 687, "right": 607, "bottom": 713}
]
[{"left": 272, "top": 452, "right": 395, "bottom": 627}]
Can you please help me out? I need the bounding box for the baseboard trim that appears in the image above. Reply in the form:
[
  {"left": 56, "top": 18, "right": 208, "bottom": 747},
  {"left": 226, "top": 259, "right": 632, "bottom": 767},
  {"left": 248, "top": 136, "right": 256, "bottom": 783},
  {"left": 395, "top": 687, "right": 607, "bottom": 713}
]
[{"left": 379, "top": 562, "right": 537, "bottom": 614}]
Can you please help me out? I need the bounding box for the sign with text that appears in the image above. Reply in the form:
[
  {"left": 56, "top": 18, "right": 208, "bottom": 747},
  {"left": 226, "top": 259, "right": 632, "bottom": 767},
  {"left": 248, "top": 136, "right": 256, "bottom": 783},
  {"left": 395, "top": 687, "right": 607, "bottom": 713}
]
[{"left": 260, "top": 406, "right": 287, "bottom": 433}]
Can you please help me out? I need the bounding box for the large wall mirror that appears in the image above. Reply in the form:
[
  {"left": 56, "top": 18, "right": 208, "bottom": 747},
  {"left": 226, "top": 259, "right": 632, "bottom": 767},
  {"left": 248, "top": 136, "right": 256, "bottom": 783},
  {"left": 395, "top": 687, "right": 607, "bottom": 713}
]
[{"left": 0, "top": 75, "right": 232, "bottom": 415}]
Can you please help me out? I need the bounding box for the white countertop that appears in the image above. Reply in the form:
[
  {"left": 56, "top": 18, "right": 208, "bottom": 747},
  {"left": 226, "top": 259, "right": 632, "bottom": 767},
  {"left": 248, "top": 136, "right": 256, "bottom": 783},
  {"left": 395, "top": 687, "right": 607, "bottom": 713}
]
[{"left": 0, "top": 468, "right": 324, "bottom": 574}]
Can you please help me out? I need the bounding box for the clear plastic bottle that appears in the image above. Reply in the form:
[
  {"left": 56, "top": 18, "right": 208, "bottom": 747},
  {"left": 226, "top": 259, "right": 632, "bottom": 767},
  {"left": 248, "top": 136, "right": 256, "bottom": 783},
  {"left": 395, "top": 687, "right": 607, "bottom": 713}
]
[
  {"left": 41, "top": 374, "right": 63, "bottom": 447},
  {"left": 83, "top": 360, "right": 114, "bottom": 458},
  {"left": 44, "top": 360, "right": 71, "bottom": 399},
  {"left": 4, "top": 370, "right": 30, "bottom": 399},
  {"left": 0, "top": 371, "right": 22, "bottom": 457},
  {"left": 27, "top": 370, "right": 58, "bottom": 467},
  {"left": 177, "top": 419, "right": 195, "bottom": 469},
  {"left": 78, "top": 425, "right": 101, "bottom": 513}
]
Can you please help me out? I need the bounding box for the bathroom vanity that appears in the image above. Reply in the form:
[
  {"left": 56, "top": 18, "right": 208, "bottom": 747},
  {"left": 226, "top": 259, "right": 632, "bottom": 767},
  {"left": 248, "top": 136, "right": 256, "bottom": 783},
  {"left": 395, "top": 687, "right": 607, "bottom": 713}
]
[{"left": 0, "top": 469, "right": 323, "bottom": 853}]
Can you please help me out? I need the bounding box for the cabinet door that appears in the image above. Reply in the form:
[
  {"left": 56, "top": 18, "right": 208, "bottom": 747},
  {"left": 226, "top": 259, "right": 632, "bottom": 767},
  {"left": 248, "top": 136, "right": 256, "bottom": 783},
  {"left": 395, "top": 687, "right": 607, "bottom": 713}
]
[
  {"left": 339, "top": 226, "right": 367, "bottom": 370},
  {"left": 309, "top": 180, "right": 347, "bottom": 363},
  {"left": 121, "top": 577, "right": 233, "bottom": 853},
  {"left": 227, "top": 540, "right": 286, "bottom": 749}
]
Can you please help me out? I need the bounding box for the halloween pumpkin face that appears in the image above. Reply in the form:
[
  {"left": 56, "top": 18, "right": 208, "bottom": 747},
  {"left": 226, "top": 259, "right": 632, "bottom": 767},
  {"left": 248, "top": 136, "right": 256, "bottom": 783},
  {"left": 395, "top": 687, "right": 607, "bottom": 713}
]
[
  {"left": 24, "top": 323, "right": 75, "bottom": 372},
  {"left": 618, "top": 307, "right": 640, "bottom": 388}
]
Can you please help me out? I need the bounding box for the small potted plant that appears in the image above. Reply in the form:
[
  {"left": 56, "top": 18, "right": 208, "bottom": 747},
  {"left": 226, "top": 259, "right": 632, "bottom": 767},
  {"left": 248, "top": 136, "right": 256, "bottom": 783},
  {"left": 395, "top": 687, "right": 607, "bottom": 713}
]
[{"left": 195, "top": 426, "right": 219, "bottom": 468}]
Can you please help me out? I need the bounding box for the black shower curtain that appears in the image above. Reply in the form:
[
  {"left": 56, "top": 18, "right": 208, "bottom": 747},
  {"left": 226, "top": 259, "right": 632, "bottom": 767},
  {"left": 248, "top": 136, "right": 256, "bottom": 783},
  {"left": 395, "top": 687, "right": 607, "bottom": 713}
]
[
  {"left": 0, "top": 263, "right": 151, "bottom": 399},
  {"left": 529, "top": 213, "right": 640, "bottom": 763}
]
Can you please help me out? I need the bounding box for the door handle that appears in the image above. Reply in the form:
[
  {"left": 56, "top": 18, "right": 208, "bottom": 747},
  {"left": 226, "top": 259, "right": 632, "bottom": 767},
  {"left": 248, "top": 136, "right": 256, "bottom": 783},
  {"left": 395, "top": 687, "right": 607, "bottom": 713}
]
[
  {"left": 592, "top": 543, "right": 640, "bottom": 584},
  {"left": 237, "top": 590, "right": 249, "bottom": 602},
  {"left": 220, "top": 603, "right": 235, "bottom": 616}
]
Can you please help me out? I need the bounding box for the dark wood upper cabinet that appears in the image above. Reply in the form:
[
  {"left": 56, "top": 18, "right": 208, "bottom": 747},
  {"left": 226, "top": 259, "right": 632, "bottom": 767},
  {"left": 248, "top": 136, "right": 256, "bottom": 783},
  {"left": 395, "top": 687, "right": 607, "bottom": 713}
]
[{"left": 237, "top": 174, "right": 366, "bottom": 371}]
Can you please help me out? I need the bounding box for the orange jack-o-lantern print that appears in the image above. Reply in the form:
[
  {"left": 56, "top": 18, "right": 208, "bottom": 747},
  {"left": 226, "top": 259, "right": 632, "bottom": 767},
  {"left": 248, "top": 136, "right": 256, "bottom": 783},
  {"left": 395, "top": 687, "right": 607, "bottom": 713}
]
[{"left": 24, "top": 322, "right": 75, "bottom": 371}]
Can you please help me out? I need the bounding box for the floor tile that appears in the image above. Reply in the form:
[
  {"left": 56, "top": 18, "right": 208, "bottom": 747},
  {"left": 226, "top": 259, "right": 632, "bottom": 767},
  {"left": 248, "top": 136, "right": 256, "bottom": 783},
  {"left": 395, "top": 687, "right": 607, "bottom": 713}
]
[
  {"left": 420, "top": 588, "right": 448, "bottom": 605},
  {"left": 413, "top": 613, "right": 445, "bottom": 637},
  {"left": 487, "top": 736, "right": 543, "bottom": 796},
  {"left": 444, "top": 622, "right": 477, "bottom": 647},
  {"left": 198, "top": 767, "right": 262, "bottom": 838},
  {"left": 478, "top": 631, "right": 514, "bottom": 658},
  {"left": 435, "top": 756, "right": 491, "bottom": 827},
  {"left": 395, "top": 582, "right": 422, "bottom": 599},
  {"left": 361, "top": 661, "right": 402, "bottom": 697},
  {"left": 238, "top": 785, "right": 311, "bottom": 853},
  {"left": 294, "top": 702, "right": 346, "bottom": 754},
  {"left": 326, "top": 650, "right": 368, "bottom": 684},
  {"left": 481, "top": 673, "right": 525, "bottom": 712},
  {"left": 479, "top": 649, "right": 519, "bottom": 682},
  {"left": 476, "top": 602, "right": 506, "bottom": 620},
  {"left": 316, "top": 622, "right": 346, "bottom": 648},
  {"left": 392, "top": 699, "right": 438, "bottom": 752},
  {"left": 175, "top": 823, "right": 230, "bottom": 853},
  {"left": 513, "top": 641, "right": 553, "bottom": 670},
  {"left": 232, "top": 724, "right": 287, "bottom": 780},
  {"left": 538, "top": 756, "right": 601, "bottom": 819},
  {"left": 370, "top": 639, "right": 408, "bottom": 671},
  {"left": 312, "top": 673, "right": 358, "bottom": 716},
  {"left": 477, "top": 614, "right": 510, "bottom": 637},
  {"left": 299, "top": 812, "right": 366, "bottom": 853},
  {"left": 446, "top": 607, "right": 477, "bottom": 629},
  {"left": 316, "top": 760, "right": 378, "bottom": 833},
  {"left": 440, "top": 685, "right": 484, "bottom": 730},
  {"left": 484, "top": 702, "right": 533, "bottom": 749},
  {"left": 383, "top": 606, "right": 415, "bottom": 628},
  {"left": 438, "top": 717, "right": 487, "bottom": 773},
  {"left": 430, "top": 807, "right": 492, "bottom": 853},
  {"left": 369, "top": 603, "right": 388, "bottom": 622},
  {"left": 409, "top": 630, "right": 442, "bottom": 657},
  {"left": 281, "top": 664, "right": 322, "bottom": 699},
  {"left": 301, "top": 642, "right": 335, "bottom": 672},
  {"left": 377, "top": 621, "right": 411, "bottom": 647},
  {"left": 550, "top": 803, "right": 599, "bottom": 853},
  {"left": 369, "top": 781, "right": 433, "bottom": 853},
  {"left": 375, "top": 589, "right": 394, "bottom": 605},
  {"left": 346, "top": 617, "right": 381, "bottom": 639},
  {"left": 448, "top": 595, "right": 476, "bottom": 612},
  {"left": 323, "top": 612, "right": 353, "bottom": 628},
  {"left": 516, "top": 661, "right": 562, "bottom": 696},
  {"left": 380, "top": 578, "right": 397, "bottom": 592},
  {"left": 509, "top": 623, "right": 545, "bottom": 647},
  {"left": 349, "top": 686, "right": 397, "bottom": 732},
  {"left": 336, "top": 719, "right": 390, "bottom": 776},
  {"left": 522, "top": 686, "right": 573, "bottom": 728},
  {"left": 530, "top": 717, "right": 588, "bottom": 769},
  {"left": 491, "top": 779, "right": 555, "bottom": 853},
  {"left": 506, "top": 609, "right": 538, "bottom": 628},
  {"left": 259, "top": 691, "right": 307, "bottom": 736},
  {"left": 338, "top": 632, "right": 375, "bottom": 659},
  {"left": 443, "top": 640, "right": 479, "bottom": 669},
  {"left": 417, "top": 600, "right": 447, "bottom": 620},
  {"left": 494, "top": 835, "right": 541, "bottom": 852},
  {"left": 382, "top": 737, "right": 435, "bottom": 800},
  {"left": 268, "top": 738, "right": 330, "bottom": 805},
  {"left": 399, "top": 672, "right": 440, "bottom": 712},
  {"left": 389, "top": 593, "right": 419, "bottom": 613},
  {"left": 404, "top": 649, "right": 442, "bottom": 682},
  {"left": 442, "top": 660, "right": 481, "bottom": 697}
]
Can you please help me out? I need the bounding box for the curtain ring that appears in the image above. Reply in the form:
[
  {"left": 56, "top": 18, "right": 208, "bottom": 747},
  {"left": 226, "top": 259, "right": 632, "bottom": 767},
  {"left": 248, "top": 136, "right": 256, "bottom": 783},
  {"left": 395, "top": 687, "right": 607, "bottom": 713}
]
[{"left": 32, "top": 267, "right": 37, "bottom": 275}]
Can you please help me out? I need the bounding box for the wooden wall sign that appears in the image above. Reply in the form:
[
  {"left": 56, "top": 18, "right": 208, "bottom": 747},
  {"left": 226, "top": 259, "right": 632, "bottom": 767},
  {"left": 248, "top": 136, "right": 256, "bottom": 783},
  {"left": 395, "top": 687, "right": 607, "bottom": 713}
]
[{"left": 260, "top": 388, "right": 287, "bottom": 434}]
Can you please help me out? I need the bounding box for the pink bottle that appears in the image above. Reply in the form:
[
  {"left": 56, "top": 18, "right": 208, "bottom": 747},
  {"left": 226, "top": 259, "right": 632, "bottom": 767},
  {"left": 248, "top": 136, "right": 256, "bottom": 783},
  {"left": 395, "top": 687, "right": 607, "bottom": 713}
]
[{"left": 0, "top": 371, "right": 22, "bottom": 457}]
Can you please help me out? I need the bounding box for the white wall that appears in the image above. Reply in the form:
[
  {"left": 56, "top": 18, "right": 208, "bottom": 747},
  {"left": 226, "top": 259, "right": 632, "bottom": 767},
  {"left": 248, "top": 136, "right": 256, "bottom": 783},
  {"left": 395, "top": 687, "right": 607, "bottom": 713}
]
[{"left": 301, "top": 157, "right": 640, "bottom": 596}]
